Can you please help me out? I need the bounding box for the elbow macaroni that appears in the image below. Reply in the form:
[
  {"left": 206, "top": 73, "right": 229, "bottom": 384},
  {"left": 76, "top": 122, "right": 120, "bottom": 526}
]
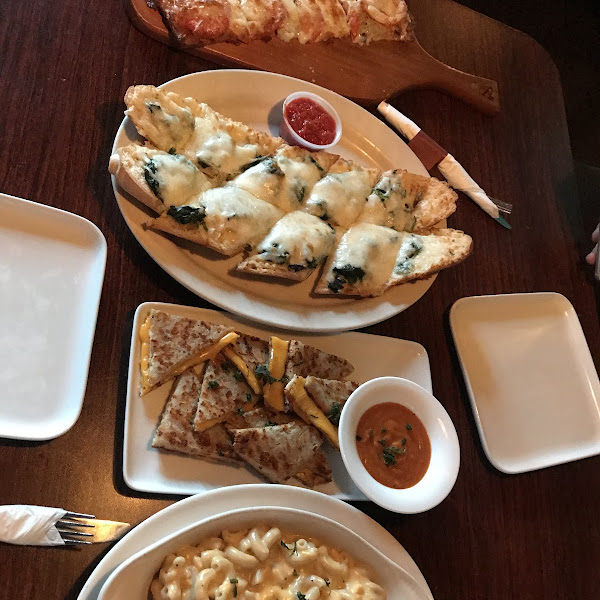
[{"left": 150, "top": 525, "right": 386, "bottom": 600}]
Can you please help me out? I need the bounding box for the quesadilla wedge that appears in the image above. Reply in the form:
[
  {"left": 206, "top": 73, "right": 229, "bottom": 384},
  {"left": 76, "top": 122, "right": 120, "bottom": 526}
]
[
  {"left": 284, "top": 375, "right": 339, "bottom": 447},
  {"left": 236, "top": 211, "right": 338, "bottom": 282},
  {"left": 149, "top": 187, "right": 284, "bottom": 257},
  {"left": 139, "top": 309, "right": 238, "bottom": 395},
  {"left": 230, "top": 422, "right": 323, "bottom": 483},
  {"left": 304, "top": 376, "right": 359, "bottom": 425},
  {"left": 221, "top": 334, "right": 269, "bottom": 394},
  {"left": 295, "top": 449, "right": 333, "bottom": 487},
  {"left": 258, "top": 335, "right": 355, "bottom": 412},
  {"left": 194, "top": 354, "right": 260, "bottom": 431},
  {"left": 152, "top": 366, "right": 241, "bottom": 464},
  {"left": 360, "top": 169, "right": 457, "bottom": 233},
  {"left": 109, "top": 144, "right": 213, "bottom": 214}
]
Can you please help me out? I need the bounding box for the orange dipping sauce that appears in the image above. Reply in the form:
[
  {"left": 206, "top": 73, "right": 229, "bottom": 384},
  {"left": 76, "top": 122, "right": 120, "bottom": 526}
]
[{"left": 356, "top": 402, "right": 431, "bottom": 489}]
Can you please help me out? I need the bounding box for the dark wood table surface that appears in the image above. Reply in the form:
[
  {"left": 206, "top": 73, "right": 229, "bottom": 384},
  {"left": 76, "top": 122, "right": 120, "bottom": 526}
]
[{"left": 1, "top": 0, "right": 599, "bottom": 598}]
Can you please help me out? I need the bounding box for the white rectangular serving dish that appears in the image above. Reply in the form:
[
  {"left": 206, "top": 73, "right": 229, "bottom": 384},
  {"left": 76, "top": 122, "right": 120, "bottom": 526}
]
[
  {"left": 124, "top": 302, "right": 432, "bottom": 498},
  {"left": 0, "top": 194, "right": 107, "bottom": 440},
  {"left": 450, "top": 293, "right": 600, "bottom": 474}
]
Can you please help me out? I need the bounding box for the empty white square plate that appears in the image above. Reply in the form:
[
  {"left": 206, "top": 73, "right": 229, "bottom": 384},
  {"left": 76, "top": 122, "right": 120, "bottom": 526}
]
[
  {"left": 0, "top": 194, "right": 107, "bottom": 440},
  {"left": 450, "top": 293, "right": 600, "bottom": 474}
]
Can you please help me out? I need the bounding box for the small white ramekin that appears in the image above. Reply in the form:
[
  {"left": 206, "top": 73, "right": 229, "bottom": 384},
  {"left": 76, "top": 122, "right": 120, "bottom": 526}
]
[
  {"left": 280, "top": 91, "right": 342, "bottom": 151},
  {"left": 339, "top": 377, "right": 460, "bottom": 514}
]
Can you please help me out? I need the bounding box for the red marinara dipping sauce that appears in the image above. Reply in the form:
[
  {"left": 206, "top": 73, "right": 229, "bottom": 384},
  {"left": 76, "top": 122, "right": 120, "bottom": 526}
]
[
  {"left": 284, "top": 97, "right": 337, "bottom": 146},
  {"left": 356, "top": 402, "right": 431, "bottom": 489}
]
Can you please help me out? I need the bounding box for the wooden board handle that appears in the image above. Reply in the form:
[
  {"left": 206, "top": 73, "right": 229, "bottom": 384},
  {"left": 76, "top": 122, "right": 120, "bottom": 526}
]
[{"left": 402, "top": 40, "right": 500, "bottom": 115}]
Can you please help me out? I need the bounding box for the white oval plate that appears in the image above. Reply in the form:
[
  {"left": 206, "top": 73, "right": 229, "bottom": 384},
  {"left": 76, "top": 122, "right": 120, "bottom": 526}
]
[
  {"left": 77, "top": 485, "right": 433, "bottom": 600},
  {"left": 111, "top": 70, "right": 436, "bottom": 332}
]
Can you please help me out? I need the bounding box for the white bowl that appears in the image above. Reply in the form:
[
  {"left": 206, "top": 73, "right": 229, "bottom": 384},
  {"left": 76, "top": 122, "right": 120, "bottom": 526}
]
[
  {"left": 339, "top": 377, "right": 460, "bottom": 513},
  {"left": 280, "top": 91, "right": 342, "bottom": 151},
  {"left": 98, "top": 505, "right": 430, "bottom": 600}
]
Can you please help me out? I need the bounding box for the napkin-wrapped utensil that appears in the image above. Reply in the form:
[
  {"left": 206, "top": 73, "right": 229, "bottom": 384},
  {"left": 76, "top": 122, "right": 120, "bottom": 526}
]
[
  {"left": 0, "top": 505, "right": 131, "bottom": 545},
  {"left": 378, "top": 102, "right": 511, "bottom": 230}
]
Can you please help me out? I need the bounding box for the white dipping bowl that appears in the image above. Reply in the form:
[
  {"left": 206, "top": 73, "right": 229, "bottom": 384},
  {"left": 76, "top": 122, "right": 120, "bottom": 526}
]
[
  {"left": 280, "top": 91, "right": 342, "bottom": 151},
  {"left": 339, "top": 377, "right": 460, "bottom": 514}
]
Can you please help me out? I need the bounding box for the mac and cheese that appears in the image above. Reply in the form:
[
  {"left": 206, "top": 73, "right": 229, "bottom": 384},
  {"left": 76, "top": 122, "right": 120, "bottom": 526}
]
[{"left": 150, "top": 525, "right": 386, "bottom": 600}]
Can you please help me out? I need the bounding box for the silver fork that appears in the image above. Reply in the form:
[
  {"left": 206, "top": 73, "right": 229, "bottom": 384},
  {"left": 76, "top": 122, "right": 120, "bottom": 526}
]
[
  {"left": 489, "top": 196, "right": 513, "bottom": 215},
  {"left": 57, "top": 512, "right": 96, "bottom": 545}
]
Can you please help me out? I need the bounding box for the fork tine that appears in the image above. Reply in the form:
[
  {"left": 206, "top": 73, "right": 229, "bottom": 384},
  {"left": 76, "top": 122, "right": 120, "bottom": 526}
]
[
  {"left": 57, "top": 519, "right": 95, "bottom": 528},
  {"left": 489, "top": 196, "right": 513, "bottom": 214},
  {"left": 64, "top": 511, "right": 95, "bottom": 519},
  {"left": 62, "top": 537, "right": 93, "bottom": 545},
  {"left": 57, "top": 528, "right": 94, "bottom": 537}
]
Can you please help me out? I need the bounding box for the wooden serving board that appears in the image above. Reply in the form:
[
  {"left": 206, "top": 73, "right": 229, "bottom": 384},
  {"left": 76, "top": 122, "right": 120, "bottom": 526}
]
[{"left": 126, "top": 0, "right": 500, "bottom": 114}]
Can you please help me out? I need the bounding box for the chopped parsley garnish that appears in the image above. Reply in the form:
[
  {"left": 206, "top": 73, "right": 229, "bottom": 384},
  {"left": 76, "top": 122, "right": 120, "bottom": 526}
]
[
  {"left": 327, "top": 275, "right": 345, "bottom": 294},
  {"left": 373, "top": 187, "right": 389, "bottom": 202},
  {"left": 326, "top": 402, "right": 342, "bottom": 426},
  {"left": 221, "top": 361, "right": 231, "bottom": 371},
  {"left": 235, "top": 406, "right": 244, "bottom": 415},
  {"left": 208, "top": 380, "right": 219, "bottom": 389},
  {"left": 245, "top": 392, "right": 252, "bottom": 402},
  {"left": 233, "top": 370, "right": 244, "bottom": 382},
  {"left": 293, "top": 569, "right": 299, "bottom": 577},
  {"left": 168, "top": 147, "right": 176, "bottom": 155},
  {"left": 230, "top": 578, "right": 238, "bottom": 597},
  {"left": 378, "top": 439, "right": 386, "bottom": 446},
  {"left": 254, "top": 364, "right": 276, "bottom": 384},
  {"left": 406, "top": 423, "right": 413, "bottom": 430},
  {"left": 325, "top": 579, "right": 331, "bottom": 587},
  {"left": 281, "top": 540, "right": 298, "bottom": 555},
  {"left": 401, "top": 437, "right": 407, "bottom": 445},
  {"left": 297, "top": 593, "right": 307, "bottom": 600},
  {"left": 264, "top": 158, "right": 284, "bottom": 176},
  {"left": 381, "top": 428, "right": 387, "bottom": 434},
  {"left": 382, "top": 445, "right": 406, "bottom": 466},
  {"left": 265, "top": 420, "right": 277, "bottom": 427}
]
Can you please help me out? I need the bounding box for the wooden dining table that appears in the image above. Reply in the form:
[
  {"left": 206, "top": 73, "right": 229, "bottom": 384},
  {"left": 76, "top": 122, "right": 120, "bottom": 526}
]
[{"left": 1, "top": 0, "right": 599, "bottom": 598}]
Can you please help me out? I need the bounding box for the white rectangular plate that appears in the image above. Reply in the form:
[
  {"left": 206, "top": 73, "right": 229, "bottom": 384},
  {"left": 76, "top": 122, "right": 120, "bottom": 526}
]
[
  {"left": 450, "top": 293, "right": 600, "bottom": 474},
  {"left": 124, "top": 302, "right": 432, "bottom": 498},
  {"left": 0, "top": 194, "right": 107, "bottom": 440}
]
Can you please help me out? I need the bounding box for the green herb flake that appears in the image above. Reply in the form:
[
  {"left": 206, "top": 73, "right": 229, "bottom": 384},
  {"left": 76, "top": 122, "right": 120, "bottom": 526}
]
[
  {"left": 168, "top": 147, "right": 176, "bottom": 155},
  {"left": 230, "top": 578, "right": 238, "bottom": 597},
  {"left": 382, "top": 445, "right": 406, "bottom": 466},
  {"left": 406, "top": 423, "right": 413, "bottom": 431},
  {"left": 233, "top": 370, "right": 244, "bottom": 382},
  {"left": 356, "top": 435, "right": 362, "bottom": 442},
  {"left": 297, "top": 594, "right": 307, "bottom": 600},
  {"left": 166, "top": 205, "right": 206, "bottom": 226},
  {"left": 254, "top": 364, "right": 276, "bottom": 384},
  {"left": 378, "top": 439, "right": 386, "bottom": 446},
  {"left": 208, "top": 380, "right": 219, "bottom": 389},
  {"left": 381, "top": 428, "right": 387, "bottom": 434},
  {"left": 281, "top": 540, "right": 298, "bottom": 555},
  {"left": 245, "top": 392, "right": 252, "bottom": 402},
  {"left": 293, "top": 570, "right": 299, "bottom": 577},
  {"left": 325, "top": 579, "right": 331, "bottom": 587},
  {"left": 401, "top": 437, "right": 407, "bottom": 445},
  {"left": 326, "top": 402, "right": 342, "bottom": 426}
]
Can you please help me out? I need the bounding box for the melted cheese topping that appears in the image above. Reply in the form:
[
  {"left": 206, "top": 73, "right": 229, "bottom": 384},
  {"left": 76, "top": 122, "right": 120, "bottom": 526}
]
[
  {"left": 126, "top": 90, "right": 195, "bottom": 152},
  {"left": 170, "top": 332, "right": 240, "bottom": 380},
  {"left": 277, "top": 0, "right": 301, "bottom": 41},
  {"left": 254, "top": 211, "right": 336, "bottom": 267},
  {"left": 360, "top": 171, "right": 425, "bottom": 231},
  {"left": 196, "top": 131, "right": 261, "bottom": 177},
  {"left": 392, "top": 233, "right": 456, "bottom": 280},
  {"left": 199, "top": 187, "right": 284, "bottom": 252},
  {"left": 263, "top": 336, "right": 289, "bottom": 412},
  {"left": 304, "top": 170, "right": 372, "bottom": 227},
  {"left": 148, "top": 153, "right": 213, "bottom": 206},
  {"left": 331, "top": 223, "right": 402, "bottom": 292},
  {"left": 286, "top": 376, "right": 340, "bottom": 447},
  {"left": 222, "top": 347, "right": 262, "bottom": 394},
  {"left": 230, "top": 155, "right": 321, "bottom": 212}
]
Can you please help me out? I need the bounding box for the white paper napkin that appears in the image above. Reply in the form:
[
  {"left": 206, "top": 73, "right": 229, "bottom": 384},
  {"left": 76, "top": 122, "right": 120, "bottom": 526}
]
[
  {"left": 0, "top": 505, "right": 67, "bottom": 546},
  {"left": 378, "top": 102, "right": 502, "bottom": 220}
]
